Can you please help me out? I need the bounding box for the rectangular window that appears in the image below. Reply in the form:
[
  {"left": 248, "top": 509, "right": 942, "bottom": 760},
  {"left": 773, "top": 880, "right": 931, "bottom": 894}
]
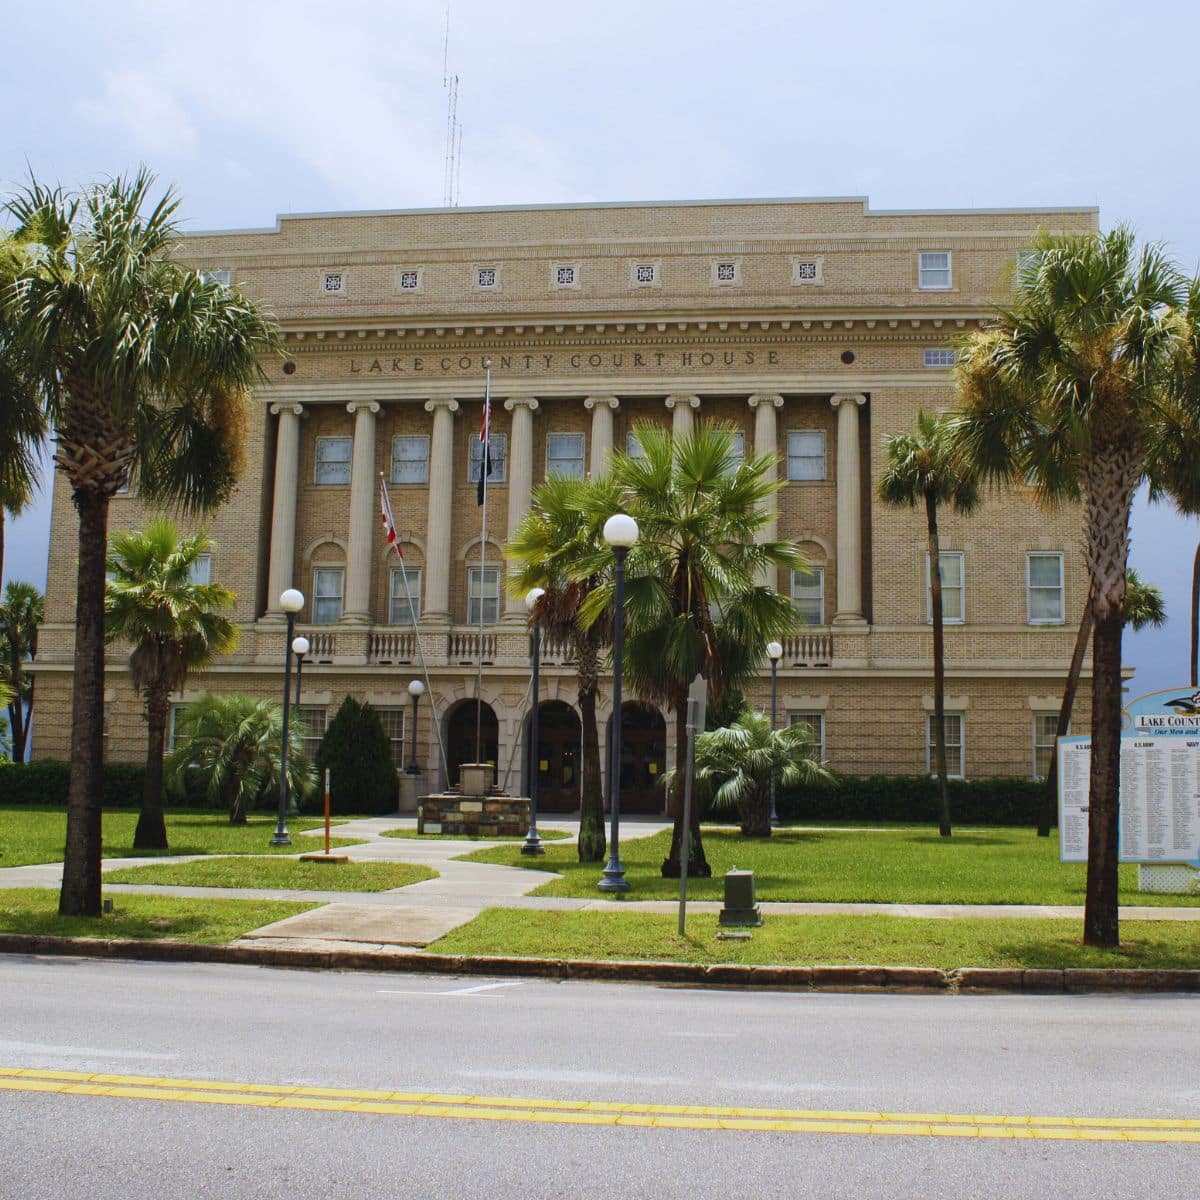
[
  {"left": 469, "top": 432, "right": 508, "bottom": 484},
  {"left": 926, "top": 712, "right": 964, "bottom": 778},
  {"left": 468, "top": 566, "right": 501, "bottom": 625},
  {"left": 168, "top": 704, "right": 186, "bottom": 753},
  {"left": 312, "top": 567, "right": 344, "bottom": 625},
  {"left": 298, "top": 705, "right": 327, "bottom": 764},
  {"left": 315, "top": 436, "right": 352, "bottom": 485},
  {"left": 786, "top": 430, "right": 826, "bottom": 481},
  {"left": 923, "top": 348, "right": 957, "bottom": 367},
  {"left": 926, "top": 552, "right": 965, "bottom": 624},
  {"left": 1027, "top": 552, "right": 1064, "bottom": 624},
  {"left": 725, "top": 430, "right": 745, "bottom": 470},
  {"left": 789, "top": 712, "right": 825, "bottom": 760},
  {"left": 790, "top": 566, "right": 825, "bottom": 625},
  {"left": 1015, "top": 249, "right": 1041, "bottom": 283},
  {"left": 546, "top": 432, "right": 585, "bottom": 478},
  {"left": 391, "top": 435, "right": 430, "bottom": 484},
  {"left": 626, "top": 431, "right": 647, "bottom": 458},
  {"left": 375, "top": 707, "right": 406, "bottom": 770},
  {"left": 1033, "top": 712, "right": 1059, "bottom": 780},
  {"left": 201, "top": 268, "right": 231, "bottom": 286},
  {"left": 389, "top": 566, "right": 422, "bottom": 625},
  {"left": 918, "top": 251, "right": 952, "bottom": 290},
  {"left": 187, "top": 554, "right": 212, "bottom": 586}
]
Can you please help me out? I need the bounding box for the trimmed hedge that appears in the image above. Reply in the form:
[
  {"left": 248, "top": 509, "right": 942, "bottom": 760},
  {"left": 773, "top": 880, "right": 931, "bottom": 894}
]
[
  {"left": 778, "top": 775, "right": 1046, "bottom": 827},
  {"left": 0, "top": 760, "right": 147, "bottom": 808},
  {"left": 313, "top": 698, "right": 398, "bottom": 815}
]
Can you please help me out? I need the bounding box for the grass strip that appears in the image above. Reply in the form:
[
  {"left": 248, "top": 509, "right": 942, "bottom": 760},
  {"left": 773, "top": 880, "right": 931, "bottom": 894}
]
[
  {"left": 431, "top": 908, "right": 1200, "bottom": 970},
  {"left": 380, "top": 827, "right": 569, "bottom": 841},
  {"left": 0, "top": 888, "right": 315, "bottom": 944},
  {"left": 457, "top": 827, "right": 1200, "bottom": 907},
  {"left": 102, "top": 857, "right": 436, "bottom": 892}
]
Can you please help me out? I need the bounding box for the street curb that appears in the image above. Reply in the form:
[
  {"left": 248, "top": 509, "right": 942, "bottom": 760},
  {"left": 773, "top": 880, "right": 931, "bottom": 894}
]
[{"left": 1, "top": 934, "right": 1199, "bottom": 994}]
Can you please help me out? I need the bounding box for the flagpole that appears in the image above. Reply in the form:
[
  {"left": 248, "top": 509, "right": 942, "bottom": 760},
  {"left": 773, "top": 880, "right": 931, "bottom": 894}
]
[{"left": 475, "top": 358, "right": 492, "bottom": 768}]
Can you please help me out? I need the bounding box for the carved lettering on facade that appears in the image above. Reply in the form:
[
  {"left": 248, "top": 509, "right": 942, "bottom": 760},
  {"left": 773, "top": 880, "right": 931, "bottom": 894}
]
[{"left": 345, "top": 347, "right": 782, "bottom": 376}]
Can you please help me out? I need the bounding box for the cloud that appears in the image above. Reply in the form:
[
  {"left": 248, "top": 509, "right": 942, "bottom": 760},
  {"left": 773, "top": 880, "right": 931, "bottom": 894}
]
[{"left": 77, "top": 68, "right": 198, "bottom": 156}]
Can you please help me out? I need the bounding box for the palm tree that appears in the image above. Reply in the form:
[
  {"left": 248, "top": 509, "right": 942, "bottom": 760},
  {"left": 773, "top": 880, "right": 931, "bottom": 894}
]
[
  {"left": 953, "top": 226, "right": 1199, "bottom": 947},
  {"left": 506, "top": 473, "right": 624, "bottom": 862},
  {"left": 1036, "top": 569, "right": 1165, "bottom": 837},
  {"left": 878, "top": 410, "right": 980, "bottom": 838},
  {"left": 4, "top": 171, "right": 281, "bottom": 915},
  {"left": 0, "top": 581, "right": 43, "bottom": 762},
  {"left": 582, "top": 421, "right": 804, "bottom": 877},
  {"left": 165, "top": 693, "right": 314, "bottom": 824},
  {"left": 105, "top": 520, "right": 238, "bottom": 850}
]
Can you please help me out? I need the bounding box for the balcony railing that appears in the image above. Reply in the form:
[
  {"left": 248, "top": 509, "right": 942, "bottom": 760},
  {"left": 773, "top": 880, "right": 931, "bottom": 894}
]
[{"left": 781, "top": 629, "right": 833, "bottom": 667}]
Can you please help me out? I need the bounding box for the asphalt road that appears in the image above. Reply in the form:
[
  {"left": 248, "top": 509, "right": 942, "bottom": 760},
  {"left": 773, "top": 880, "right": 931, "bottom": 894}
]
[{"left": 1, "top": 955, "right": 1198, "bottom": 1199}]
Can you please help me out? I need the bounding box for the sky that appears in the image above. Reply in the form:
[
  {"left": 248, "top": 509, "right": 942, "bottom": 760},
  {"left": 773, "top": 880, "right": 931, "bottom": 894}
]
[{"left": 4, "top": 0, "right": 1199, "bottom": 697}]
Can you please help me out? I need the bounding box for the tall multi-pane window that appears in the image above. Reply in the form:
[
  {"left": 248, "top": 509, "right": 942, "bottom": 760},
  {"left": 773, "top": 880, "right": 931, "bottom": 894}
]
[
  {"left": 790, "top": 566, "right": 825, "bottom": 624},
  {"left": 625, "top": 431, "right": 647, "bottom": 458},
  {"left": 315, "top": 436, "right": 352, "bottom": 485},
  {"left": 468, "top": 566, "right": 500, "bottom": 625},
  {"left": 389, "top": 566, "right": 422, "bottom": 625},
  {"left": 375, "top": 708, "right": 406, "bottom": 770},
  {"left": 1027, "top": 552, "right": 1064, "bottom": 624},
  {"left": 926, "top": 552, "right": 965, "bottom": 624},
  {"left": 918, "top": 251, "right": 952, "bottom": 290},
  {"left": 188, "top": 555, "right": 212, "bottom": 585},
  {"left": 1033, "top": 712, "right": 1059, "bottom": 780},
  {"left": 168, "top": 705, "right": 187, "bottom": 752},
  {"left": 546, "top": 432, "right": 585, "bottom": 478},
  {"left": 789, "top": 712, "right": 825, "bottom": 760},
  {"left": 725, "top": 430, "right": 745, "bottom": 470},
  {"left": 786, "top": 430, "right": 826, "bottom": 480},
  {"left": 469, "top": 433, "right": 508, "bottom": 483},
  {"left": 926, "top": 713, "right": 964, "bottom": 777},
  {"left": 298, "top": 706, "right": 328, "bottom": 763},
  {"left": 391, "top": 435, "right": 429, "bottom": 484},
  {"left": 312, "top": 568, "right": 344, "bottom": 624}
]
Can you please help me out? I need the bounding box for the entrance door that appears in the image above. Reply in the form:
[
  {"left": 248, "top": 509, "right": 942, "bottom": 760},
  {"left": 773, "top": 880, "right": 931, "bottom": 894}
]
[
  {"left": 618, "top": 702, "right": 666, "bottom": 815},
  {"left": 533, "top": 700, "right": 581, "bottom": 813},
  {"left": 446, "top": 700, "right": 498, "bottom": 787}
]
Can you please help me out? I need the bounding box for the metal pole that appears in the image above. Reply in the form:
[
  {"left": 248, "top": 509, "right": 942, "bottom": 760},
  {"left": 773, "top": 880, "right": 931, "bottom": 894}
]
[
  {"left": 408, "top": 692, "right": 420, "bottom": 774},
  {"left": 678, "top": 694, "right": 697, "bottom": 935},
  {"left": 474, "top": 361, "right": 492, "bottom": 767},
  {"left": 770, "top": 657, "right": 779, "bottom": 827},
  {"left": 599, "top": 545, "right": 630, "bottom": 892},
  {"left": 273, "top": 613, "right": 295, "bottom": 846},
  {"left": 294, "top": 654, "right": 304, "bottom": 709},
  {"left": 522, "top": 620, "right": 544, "bottom": 855}
]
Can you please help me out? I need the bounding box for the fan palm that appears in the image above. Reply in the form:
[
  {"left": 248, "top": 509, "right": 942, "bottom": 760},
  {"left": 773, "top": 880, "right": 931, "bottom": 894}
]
[
  {"left": 0, "top": 581, "right": 44, "bottom": 762},
  {"left": 878, "top": 410, "right": 980, "bottom": 837},
  {"left": 105, "top": 520, "right": 238, "bottom": 850},
  {"left": 4, "top": 171, "right": 281, "bottom": 915},
  {"left": 165, "top": 693, "right": 314, "bottom": 824},
  {"left": 953, "top": 226, "right": 1199, "bottom": 946},
  {"left": 580, "top": 421, "right": 805, "bottom": 877}
]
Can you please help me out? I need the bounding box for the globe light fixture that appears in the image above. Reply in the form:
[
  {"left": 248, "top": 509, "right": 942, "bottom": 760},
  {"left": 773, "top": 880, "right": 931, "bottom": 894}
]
[{"left": 406, "top": 679, "right": 425, "bottom": 774}]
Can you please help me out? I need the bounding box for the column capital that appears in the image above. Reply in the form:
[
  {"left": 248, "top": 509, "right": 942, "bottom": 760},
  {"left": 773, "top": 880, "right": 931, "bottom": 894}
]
[
  {"left": 503, "top": 396, "right": 540, "bottom": 412},
  {"left": 830, "top": 393, "right": 867, "bottom": 410},
  {"left": 584, "top": 395, "right": 620, "bottom": 411},
  {"left": 424, "top": 398, "right": 460, "bottom": 414},
  {"left": 269, "top": 402, "right": 305, "bottom": 417},
  {"left": 665, "top": 394, "right": 700, "bottom": 411},
  {"left": 748, "top": 393, "right": 784, "bottom": 410},
  {"left": 346, "top": 400, "right": 381, "bottom": 416}
]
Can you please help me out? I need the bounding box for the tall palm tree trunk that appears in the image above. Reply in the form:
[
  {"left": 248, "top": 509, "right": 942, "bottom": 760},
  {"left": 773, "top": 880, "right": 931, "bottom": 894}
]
[
  {"left": 926, "top": 492, "right": 952, "bottom": 838},
  {"left": 1038, "top": 596, "right": 1093, "bottom": 837},
  {"left": 663, "top": 701, "right": 711, "bottom": 877},
  {"left": 576, "top": 645, "right": 606, "bottom": 862},
  {"left": 60, "top": 490, "right": 109, "bottom": 916},
  {"left": 135, "top": 691, "right": 170, "bottom": 850}
]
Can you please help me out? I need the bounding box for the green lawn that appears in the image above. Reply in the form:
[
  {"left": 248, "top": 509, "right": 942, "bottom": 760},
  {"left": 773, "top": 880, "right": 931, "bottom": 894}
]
[
  {"left": 380, "top": 827, "right": 570, "bottom": 841},
  {"left": 431, "top": 909, "right": 1200, "bottom": 970},
  {"left": 0, "top": 888, "right": 314, "bottom": 944},
  {"left": 102, "top": 857, "right": 436, "bottom": 891},
  {"left": 0, "top": 808, "right": 366, "bottom": 868},
  {"left": 457, "top": 827, "right": 1200, "bottom": 907}
]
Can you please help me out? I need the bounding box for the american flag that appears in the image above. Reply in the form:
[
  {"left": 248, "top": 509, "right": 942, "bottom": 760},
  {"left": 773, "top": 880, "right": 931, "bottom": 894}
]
[{"left": 379, "top": 475, "right": 403, "bottom": 559}]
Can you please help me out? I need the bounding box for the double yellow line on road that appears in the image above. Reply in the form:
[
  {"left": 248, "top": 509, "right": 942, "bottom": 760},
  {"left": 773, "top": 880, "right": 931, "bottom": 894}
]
[{"left": 2, "top": 1066, "right": 1198, "bottom": 1143}]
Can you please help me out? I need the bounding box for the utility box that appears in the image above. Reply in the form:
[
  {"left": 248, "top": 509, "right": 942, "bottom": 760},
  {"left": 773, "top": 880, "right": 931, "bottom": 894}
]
[{"left": 718, "top": 868, "right": 762, "bottom": 927}]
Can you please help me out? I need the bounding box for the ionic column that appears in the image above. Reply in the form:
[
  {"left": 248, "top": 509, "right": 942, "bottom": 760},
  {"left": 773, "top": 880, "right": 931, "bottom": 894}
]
[
  {"left": 504, "top": 396, "right": 540, "bottom": 619},
  {"left": 342, "top": 400, "right": 380, "bottom": 622},
  {"left": 422, "top": 398, "right": 459, "bottom": 623},
  {"left": 666, "top": 394, "right": 699, "bottom": 438},
  {"left": 265, "top": 402, "right": 304, "bottom": 618},
  {"left": 584, "top": 395, "right": 619, "bottom": 476},
  {"left": 749, "top": 394, "right": 784, "bottom": 588},
  {"left": 831, "top": 393, "right": 867, "bottom": 625}
]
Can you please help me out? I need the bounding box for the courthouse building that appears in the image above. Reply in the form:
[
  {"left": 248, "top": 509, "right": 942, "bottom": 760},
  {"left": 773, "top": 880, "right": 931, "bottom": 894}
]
[{"left": 32, "top": 195, "right": 1099, "bottom": 810}]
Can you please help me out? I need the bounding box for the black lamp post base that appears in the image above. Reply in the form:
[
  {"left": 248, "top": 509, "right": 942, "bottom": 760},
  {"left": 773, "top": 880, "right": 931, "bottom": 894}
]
[
  {"left": 271, "top": 830, "right": 292, "bottom": 846},
  {"left": 597, "top": 860, "right": 630, "bottom": 892},
  {"left": 520, "top": 830, "right": 545, "bottom": 856}
]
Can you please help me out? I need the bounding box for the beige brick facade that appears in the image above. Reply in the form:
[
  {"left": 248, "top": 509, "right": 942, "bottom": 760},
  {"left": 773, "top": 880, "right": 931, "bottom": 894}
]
[{"left": 32, "top": 196, "right": 1099, "bottom": 807}]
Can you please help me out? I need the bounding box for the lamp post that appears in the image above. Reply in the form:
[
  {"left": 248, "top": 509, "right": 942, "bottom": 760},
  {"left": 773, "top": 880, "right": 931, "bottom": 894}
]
[
  {"left": 522, "top": 586, "right": 546, "bottom": 856},
  {"left": 598, "top": 513, "right": 638, "bottom": 893},
  {"left": 273, "top": 589, "right": 305, "bottom": 846},
  {"left": 766, "top": 640, "right": 783, "bottom": 828},
  {"left": 406, "top": 679, "right": 425, "bottom": 775},
  {"left": 289, "top": 635, "right": 310, "bottom": 816}
]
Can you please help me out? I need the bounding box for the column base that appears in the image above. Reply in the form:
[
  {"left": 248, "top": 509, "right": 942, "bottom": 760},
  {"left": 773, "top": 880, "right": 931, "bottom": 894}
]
[{"left": 831, "top": 613, "right": 868, "bottom": 627}]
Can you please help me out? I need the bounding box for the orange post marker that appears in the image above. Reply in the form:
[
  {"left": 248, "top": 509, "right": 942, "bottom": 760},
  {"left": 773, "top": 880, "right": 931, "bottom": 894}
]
[{"left": 324, "top": 768, "right": 331, "bottom": 855}]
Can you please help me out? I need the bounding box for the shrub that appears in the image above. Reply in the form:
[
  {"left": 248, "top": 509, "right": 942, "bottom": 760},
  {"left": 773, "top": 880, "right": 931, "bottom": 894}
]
[
  {"left": 0, "top": 760, "right": 147, "bottom": 807},
  {"left": 314, "top": 697, "right": 397, "bottom": 815}
]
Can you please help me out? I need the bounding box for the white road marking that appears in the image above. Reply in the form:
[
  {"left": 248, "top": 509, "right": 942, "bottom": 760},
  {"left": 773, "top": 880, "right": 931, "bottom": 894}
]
[
  {"left": 376, "top": 981, "right": 524, "bottom": 998},
  {"left": 0, "top": 1041, "right": 177, "bottom": 1061}
]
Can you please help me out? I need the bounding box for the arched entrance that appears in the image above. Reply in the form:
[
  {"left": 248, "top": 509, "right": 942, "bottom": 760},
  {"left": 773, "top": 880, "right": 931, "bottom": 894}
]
[
  {"left": 617, "top": 701, "right": 667, "bottom": 815},
  {"left": 446, "top": 700, "right": 498, "bottom": 788},
  {"left": 528, "top": 700, "right": 581, "bottom": 813}
]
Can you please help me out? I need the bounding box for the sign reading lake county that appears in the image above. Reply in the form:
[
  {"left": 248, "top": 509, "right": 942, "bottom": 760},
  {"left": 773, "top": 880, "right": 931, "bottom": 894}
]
[{"left": 1058, "top": 686, "right": 1200, "bottom": 866}]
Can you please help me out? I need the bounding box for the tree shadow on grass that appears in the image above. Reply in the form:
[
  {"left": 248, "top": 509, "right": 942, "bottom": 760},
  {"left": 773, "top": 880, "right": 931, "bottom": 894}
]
[{"left": 907, "top": 833, "right": 1023, "bottom": 847}]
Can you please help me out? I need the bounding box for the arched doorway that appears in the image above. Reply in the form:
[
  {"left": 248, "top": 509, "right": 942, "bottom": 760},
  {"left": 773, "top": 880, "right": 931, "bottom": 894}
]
[
  {"left": 446, "top": 700, "right": 498, "bottom": 788},
  {"left": 617, "top": 701, "right": 667, "bottom": 815},
  {"left": 529, "top": 700, "right": 581, "bottom": 813}
]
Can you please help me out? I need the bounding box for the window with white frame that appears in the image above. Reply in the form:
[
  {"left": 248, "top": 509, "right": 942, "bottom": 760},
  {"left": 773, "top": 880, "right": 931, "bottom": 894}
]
[
  {"left": 789, "top": 712, "right": 825, "bottom": 760},
  {"left": 468, "top": 566, "right": 501, "bottom": 625},
  {"left": 1033, "top": 712, "right": 1059, "bottom": 780},
  {"left": 188, "top": 555, "right": 212, "bottom": 586},
  {"left": 786, "top": 430, "right": 826, "bottom": 481},
  {"left": 391, "top": 435, "right": 429, "bottom": 484},
  {"left": 298, "top": 705, "right": 327, "bottom": 763},
  {"left": 926, "top": 552, "right": 965, "bottom": 624},
  {"left": 469, "top": 433, "right": 508, "bottom": 484},
  {"left": 926, "top": 712, "right": 964, "bottom": 777},
  {"left": 312, "top": 567, "right": 344, "bottom": 624},
  {"left": 315, "top": 436, "right": 352, "bottom": 485},
  {"left": 918, "top": 252, "right": 952, "bottom": 290},
  {"left": 168, "top": 704, "right": 187, "bottom": 753},
  {"left": 625, "top": 431, "right": 647, "bottom": 458},
  {"left": 724, "top": 430, "right": 745, "bottom": 471},
  {"left": 389, "top": 565, "right": 422, "bottom": 625},
  {"left": 201, "top": 268, "right": 231, "bottom": 286},
  {"left": 1027, "top": 552, "right": 1064, "bottom": 624},
  {"left": 546, "top": 432, "right": 585, "bottom": 478},
  {"left": 791, "top": 566, "right": 825, "bottom": 625},
  {"left": 923, "top": 348, "right": 957, "bottom": 367},
  {"left": 375, "top": 707, "right": 407, "bottom": 769}
]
